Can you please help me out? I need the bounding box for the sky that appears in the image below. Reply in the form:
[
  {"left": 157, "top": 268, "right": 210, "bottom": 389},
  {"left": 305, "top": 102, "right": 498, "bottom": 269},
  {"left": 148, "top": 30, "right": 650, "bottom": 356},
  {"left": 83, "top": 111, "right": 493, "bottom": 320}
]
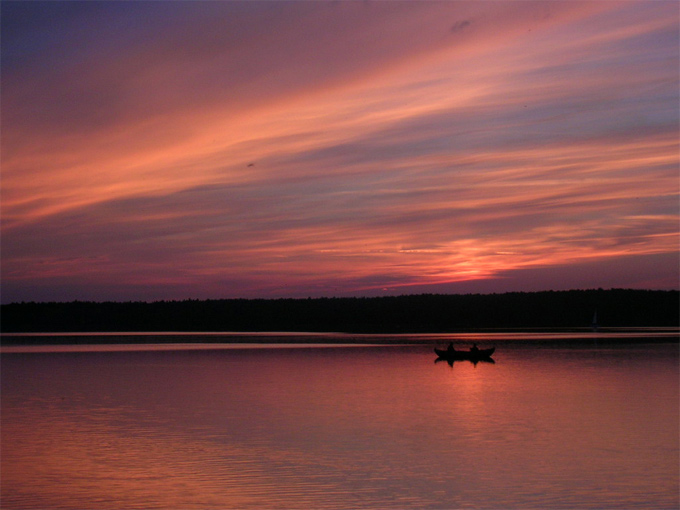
[{"left": 1, "top": 0, "right": 678, "bottom": 303}]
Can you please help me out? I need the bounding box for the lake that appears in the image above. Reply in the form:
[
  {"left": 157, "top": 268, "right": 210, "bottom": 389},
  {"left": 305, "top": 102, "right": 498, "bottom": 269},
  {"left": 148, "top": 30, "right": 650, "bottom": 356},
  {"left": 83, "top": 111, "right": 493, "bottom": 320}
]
[{"left": 2, "top": 332, "right": 678, "bottom": 509}]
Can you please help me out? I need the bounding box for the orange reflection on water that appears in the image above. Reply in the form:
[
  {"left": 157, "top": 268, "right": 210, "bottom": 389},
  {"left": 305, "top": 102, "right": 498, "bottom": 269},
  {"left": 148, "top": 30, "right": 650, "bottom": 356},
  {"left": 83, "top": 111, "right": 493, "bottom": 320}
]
[
  {"left": 2, "top": 344, "right": 678, "bottom": 509},
  {"left": 1, "top": 403, "right": 343, "bottom": 509}
]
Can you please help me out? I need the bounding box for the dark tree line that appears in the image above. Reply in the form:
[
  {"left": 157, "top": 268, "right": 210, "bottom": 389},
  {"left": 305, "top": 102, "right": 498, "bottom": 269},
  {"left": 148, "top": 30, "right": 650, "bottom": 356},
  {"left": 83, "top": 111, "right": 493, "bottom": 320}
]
[{"left": 1, "top": 289, "right": 677, "bottom": 334}]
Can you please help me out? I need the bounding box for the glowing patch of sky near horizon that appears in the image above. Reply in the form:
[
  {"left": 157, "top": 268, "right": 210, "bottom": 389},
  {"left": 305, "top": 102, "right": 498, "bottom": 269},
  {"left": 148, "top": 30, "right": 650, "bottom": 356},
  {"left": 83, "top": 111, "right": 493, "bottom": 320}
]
[{"left": 1, "top": 1, "right": 678, "bottom": 300}]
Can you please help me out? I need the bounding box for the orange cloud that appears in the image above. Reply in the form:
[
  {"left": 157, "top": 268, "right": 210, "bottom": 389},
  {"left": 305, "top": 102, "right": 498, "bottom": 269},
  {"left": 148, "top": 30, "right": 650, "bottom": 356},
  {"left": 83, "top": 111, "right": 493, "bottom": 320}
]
[{"left": 1, "top": 1, "right": 677, "bottom": 301}]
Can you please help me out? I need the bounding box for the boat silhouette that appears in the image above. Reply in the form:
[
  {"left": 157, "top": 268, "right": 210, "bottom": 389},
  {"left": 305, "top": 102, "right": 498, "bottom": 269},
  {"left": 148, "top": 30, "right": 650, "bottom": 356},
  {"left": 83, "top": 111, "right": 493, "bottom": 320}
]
[{"left": 434, "top": 344, "right": 495, "bottom": 363}]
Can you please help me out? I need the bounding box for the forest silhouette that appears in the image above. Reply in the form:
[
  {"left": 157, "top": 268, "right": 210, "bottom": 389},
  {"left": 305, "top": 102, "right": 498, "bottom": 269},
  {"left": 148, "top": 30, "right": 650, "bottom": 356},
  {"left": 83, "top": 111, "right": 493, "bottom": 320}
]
[{"left": 1, "top": 289, "right": 677, "bottom": 335}]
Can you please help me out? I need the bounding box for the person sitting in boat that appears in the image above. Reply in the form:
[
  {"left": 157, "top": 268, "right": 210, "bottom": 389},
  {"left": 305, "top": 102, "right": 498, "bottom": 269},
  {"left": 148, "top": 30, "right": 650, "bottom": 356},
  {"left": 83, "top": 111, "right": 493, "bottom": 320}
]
[
  {"left": 470, "top": 343, "right": 479, "bottom": 354},
  {"left": 447, "top": 342, "right": 455, "bottom": 352}
]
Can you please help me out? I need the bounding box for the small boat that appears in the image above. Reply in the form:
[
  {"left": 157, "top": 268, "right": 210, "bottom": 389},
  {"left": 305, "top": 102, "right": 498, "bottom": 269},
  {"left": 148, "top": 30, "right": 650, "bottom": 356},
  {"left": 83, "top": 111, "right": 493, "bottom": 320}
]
[{"left": 434, "top": 345, "right": 495, "bottom": 361}]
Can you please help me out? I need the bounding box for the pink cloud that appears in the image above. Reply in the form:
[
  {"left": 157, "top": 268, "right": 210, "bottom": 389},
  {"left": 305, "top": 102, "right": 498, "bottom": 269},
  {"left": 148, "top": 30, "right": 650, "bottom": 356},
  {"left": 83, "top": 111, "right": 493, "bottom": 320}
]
[{"left": 1, "top": 1, "right": 678, "bottom": 302}]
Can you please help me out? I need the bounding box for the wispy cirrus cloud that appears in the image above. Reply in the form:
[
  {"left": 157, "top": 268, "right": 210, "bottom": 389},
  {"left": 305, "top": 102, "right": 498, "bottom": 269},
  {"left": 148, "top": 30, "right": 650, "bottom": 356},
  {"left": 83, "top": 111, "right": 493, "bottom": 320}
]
[{"left": 1, "top": 1, "right": 677, "bottom": 302}]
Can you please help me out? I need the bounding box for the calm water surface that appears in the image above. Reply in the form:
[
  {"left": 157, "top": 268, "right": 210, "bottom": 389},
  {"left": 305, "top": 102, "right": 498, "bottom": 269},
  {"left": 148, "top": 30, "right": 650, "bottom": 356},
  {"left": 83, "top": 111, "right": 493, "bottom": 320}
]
[{"left": 2, "top": 334, "right": 678, "bottom": 509}]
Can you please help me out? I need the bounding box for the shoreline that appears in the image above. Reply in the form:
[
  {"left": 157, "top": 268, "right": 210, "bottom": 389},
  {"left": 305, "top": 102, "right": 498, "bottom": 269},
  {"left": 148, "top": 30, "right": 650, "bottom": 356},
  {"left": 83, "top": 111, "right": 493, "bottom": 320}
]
[{"left": 2, "top": 328, "right": 678, "bottom": 347}]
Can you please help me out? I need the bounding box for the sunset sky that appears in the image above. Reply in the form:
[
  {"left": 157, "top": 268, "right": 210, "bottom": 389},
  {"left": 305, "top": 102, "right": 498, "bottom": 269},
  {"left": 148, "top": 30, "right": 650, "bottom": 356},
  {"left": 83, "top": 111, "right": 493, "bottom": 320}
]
[{"left": 2, "top": 1, "right": 678, "bottom": 303}]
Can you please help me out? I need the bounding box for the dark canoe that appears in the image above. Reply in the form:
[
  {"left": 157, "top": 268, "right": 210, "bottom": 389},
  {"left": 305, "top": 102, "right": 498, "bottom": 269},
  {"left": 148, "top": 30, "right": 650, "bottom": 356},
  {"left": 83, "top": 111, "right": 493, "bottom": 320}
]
[{"left": 434, "top": 346, "right": 495, "bottom": 361}]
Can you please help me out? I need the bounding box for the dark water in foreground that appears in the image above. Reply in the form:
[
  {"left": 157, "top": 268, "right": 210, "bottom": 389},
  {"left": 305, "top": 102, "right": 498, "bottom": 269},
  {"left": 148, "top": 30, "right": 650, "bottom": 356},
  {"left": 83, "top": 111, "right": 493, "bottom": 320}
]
[{"left": 2, "top": 333, "right": 678, "bottom": 509}]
